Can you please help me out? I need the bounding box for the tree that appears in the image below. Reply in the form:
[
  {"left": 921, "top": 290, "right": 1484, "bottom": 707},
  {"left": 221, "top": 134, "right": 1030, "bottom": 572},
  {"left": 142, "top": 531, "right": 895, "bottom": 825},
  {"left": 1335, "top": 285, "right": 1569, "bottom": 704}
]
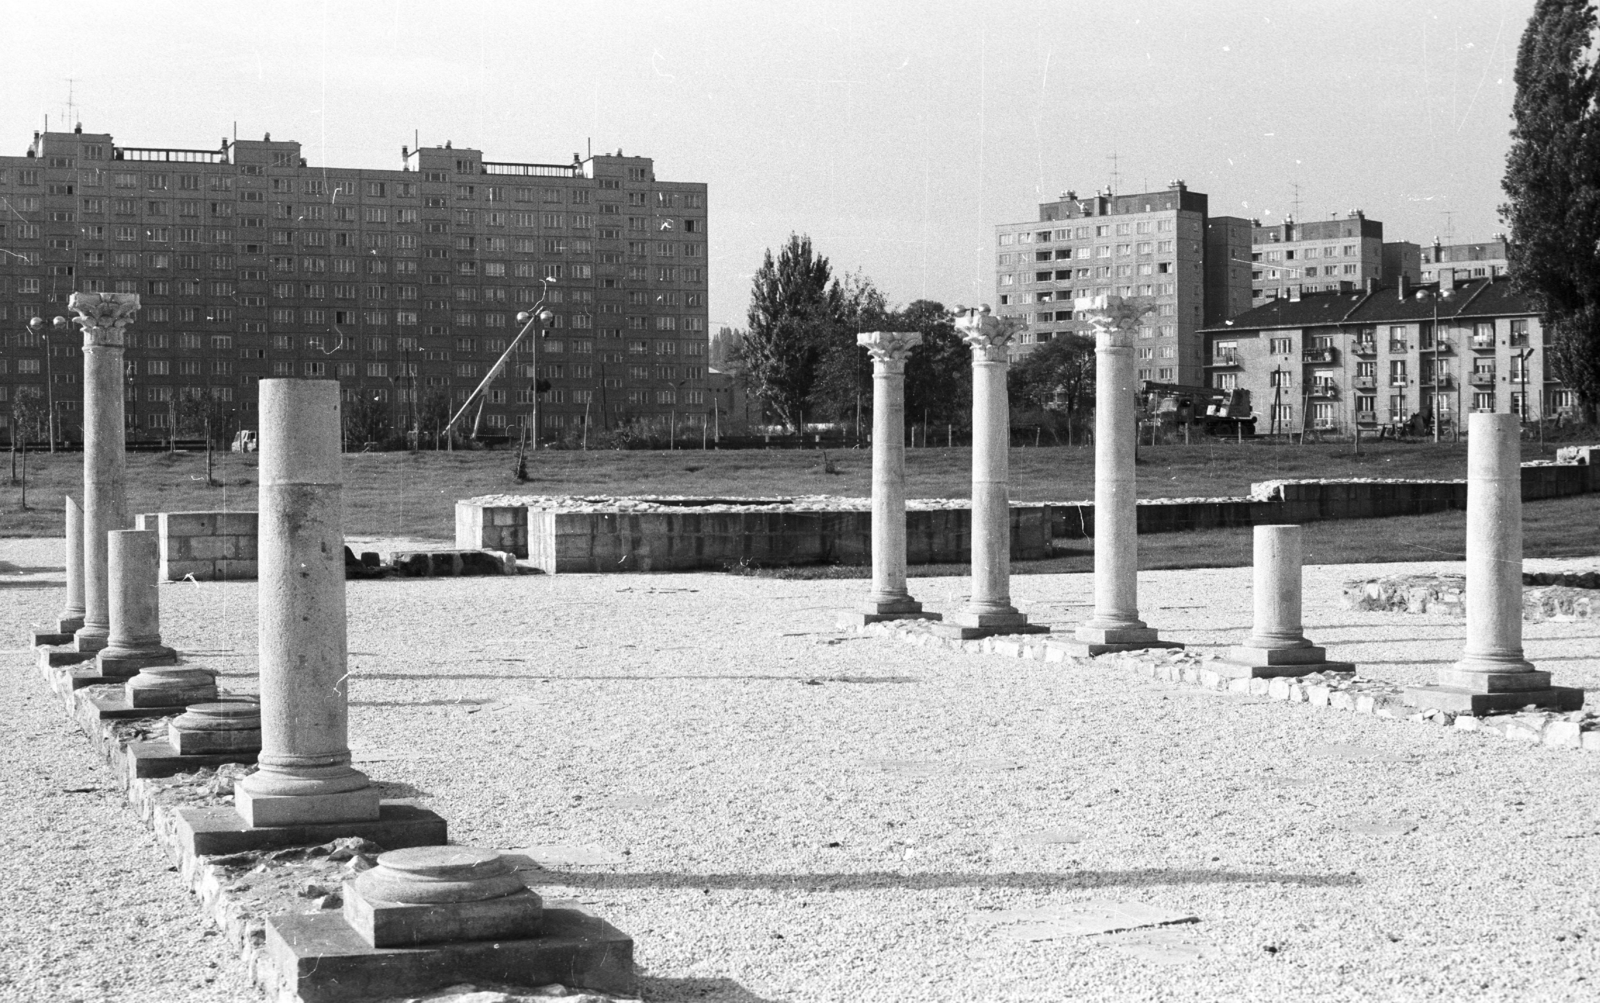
[
  {"left": 807, "top": 271, "right": 891, "bottom": 426},
  {"left": 709, "top": 327, "right": 744, "bottom": 371},
  {"left": 739, "top": 234, "right": 844, "bottom": 431},
  {"left": 899, "top": 300, "right": 971, "bottom": 433},
  {"left": 1502, "top": 0, "right": 1600, "bottom": 420},
  {"left": 1008, "top": 333, "right": 1096, "bottom": 444},
  {"left": 344, "top": 391, "right": 394, "bottom": 449}
]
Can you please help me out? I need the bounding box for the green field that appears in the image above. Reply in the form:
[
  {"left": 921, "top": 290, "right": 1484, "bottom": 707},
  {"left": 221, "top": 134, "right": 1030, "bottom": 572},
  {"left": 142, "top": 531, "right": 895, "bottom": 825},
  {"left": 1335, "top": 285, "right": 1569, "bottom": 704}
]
[{"left": 2, "top": 440, "right": 1594, "bottom": 570}]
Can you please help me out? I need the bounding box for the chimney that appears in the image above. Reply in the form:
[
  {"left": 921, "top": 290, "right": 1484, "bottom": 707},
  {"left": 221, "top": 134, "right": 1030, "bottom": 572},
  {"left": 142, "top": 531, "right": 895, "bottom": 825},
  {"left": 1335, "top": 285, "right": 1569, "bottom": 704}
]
[
  {"left": 1289, "top": 286, "right": 1302, "bottom": 302},
  {"left": 1432, "top": 235, "right": 1443, "bottom": 262},
  {"left": 1397, "top": 274, "right": 1411, "bottom": 300},
  {"left": 1365, "top": 277, "right": 1380, "bottom": 294},
  {"left": 1339, "top": 280, "right": 1354, "bottom": 294},
  {"left": 1439, "top": 268, "right": 1456, "bottom": 294}
]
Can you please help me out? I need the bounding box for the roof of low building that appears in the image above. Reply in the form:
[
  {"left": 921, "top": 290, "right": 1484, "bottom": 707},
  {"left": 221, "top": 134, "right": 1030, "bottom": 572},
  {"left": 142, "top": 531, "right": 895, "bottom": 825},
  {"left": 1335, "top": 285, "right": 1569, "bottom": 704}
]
[{"left": 1201, "top": 276, "right": 1537, "bottom": 335}]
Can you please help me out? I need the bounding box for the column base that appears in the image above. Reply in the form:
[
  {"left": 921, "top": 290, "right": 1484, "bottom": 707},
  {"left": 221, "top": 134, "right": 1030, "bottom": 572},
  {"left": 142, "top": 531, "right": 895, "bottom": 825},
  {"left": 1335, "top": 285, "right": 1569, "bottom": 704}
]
[
  {"left": 839, "top": 607, "right": 943, "bottom": 627},
  {"left": 97, "top": 645, "right": 178, "bottom": 679},
  {"left": 173, "top": 801, "right": 447, "bottom": 857},
  {"left": 1047, "top": 624, "right": 1184, "bottom": 657},
  {"left": 1435, "top": 663, "right": 1549, "bottom": 691},
  {"left": 126, "top": 740, "right": 258, "bottom": 779},
  {"left": 73, "top": 626, "right": 109, "bottom": 653},
  {"left": 124, "top": 665, "right": 216, "bottom": 707},
  {"left": 931, "top": 610, "right": 1049, "bottom": 640},
  {"left": 264, "top": 905, "right": 634, "bottom": 1002},
  {"left": 57, "top": 615, "right": 85, "bottom": 635},
  {"left": 31, "top": 629, "right": 76, "bottom": 648},
  {"left": 1404, "top": 683, "right": 1584, "bottom": 715},
  {"left": 235, "top": 785, "right": 384, "bottom": 828},
  {"left": 85, "top": 693, "right": 192, "bottom": 721},
  {"left": 37, "top": 645, "right": 96, "bottom": 670},
  {"left": 1214, "top": 644, "right": 1355, "bottom": 679}
]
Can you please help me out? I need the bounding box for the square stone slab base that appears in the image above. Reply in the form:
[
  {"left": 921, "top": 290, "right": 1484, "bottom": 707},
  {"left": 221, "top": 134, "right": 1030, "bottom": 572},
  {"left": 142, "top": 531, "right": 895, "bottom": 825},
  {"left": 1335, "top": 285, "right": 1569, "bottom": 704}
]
[
  {"left": 85, "top": 694, "right": 190, "bottom": 721},
  {"left": 168, "top": 726, "right": 262, "bottom": 756},
  {"left": 1404, "top": 684, "right": 1584, "bottom": 715},
  {"left": 173, "top": 802, "right": 447, "bottom": 857},
  {"left": 345, "top": 884, "right": 543, "bottom": 948},
  {"left": 31, "top": 630, "right": 75, "bottom": 647},
  {"left": 96, "top": 648, "right": 178, "bottom": 677},
  {"left": 1213, "top": 659, "right": 1356, "bottom": 680},
  {"left": 1047, "top": 638, "right": 1185, "bottom": 658},
  {"left": 236, "top": 786, "right": 383, "bottom": 828},
  {"left": 932, "top": 621, "right": 1051, "bottom": 641},
  {"left": 126, "top": 740, "right": 258, "bottom": 779},
  {"left": 66, "top": 666, "right": 132, "bottom": 689},
  {"left": 265, "top": 905, "right": 634, "bottom": 1003},
  {"left": 838, "top": 610, "right": 944, "bottom": 627},
  {"left": 37, "top": 646, "right": 95, "bottom": 670}
]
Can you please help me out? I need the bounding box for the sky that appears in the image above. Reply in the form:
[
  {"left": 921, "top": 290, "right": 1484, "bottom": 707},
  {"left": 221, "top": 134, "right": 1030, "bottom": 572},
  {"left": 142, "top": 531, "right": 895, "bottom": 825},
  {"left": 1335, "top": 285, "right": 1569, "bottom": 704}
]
[{"left": 1, "top": 1, "right": 1532, "bottom": 332}]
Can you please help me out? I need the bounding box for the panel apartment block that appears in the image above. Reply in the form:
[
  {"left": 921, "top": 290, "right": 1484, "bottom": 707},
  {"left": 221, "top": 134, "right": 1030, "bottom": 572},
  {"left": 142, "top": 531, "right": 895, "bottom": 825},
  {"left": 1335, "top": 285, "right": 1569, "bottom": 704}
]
[
  {"left": 1421, "top": 237, "right": 1508, "bottom": 282},
  {"left": 0, "top": 128, "right": 709, "bottom": 444},
  {"left": 994, "top": 182, "right": 1210, "bottom": 385},
  {"left": 1250, "top": 212, "right": 1418, "bottom": 306},
  {"left": 1204, "top": 272, "right": 1576, "bottom": 436}
]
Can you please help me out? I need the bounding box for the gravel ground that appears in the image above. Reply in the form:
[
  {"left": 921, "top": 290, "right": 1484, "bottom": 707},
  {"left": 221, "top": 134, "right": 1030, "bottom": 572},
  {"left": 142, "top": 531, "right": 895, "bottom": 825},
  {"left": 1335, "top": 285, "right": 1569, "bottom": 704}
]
[{"left": 5, "top": 537, "right": 1600, "bottom": 1003}]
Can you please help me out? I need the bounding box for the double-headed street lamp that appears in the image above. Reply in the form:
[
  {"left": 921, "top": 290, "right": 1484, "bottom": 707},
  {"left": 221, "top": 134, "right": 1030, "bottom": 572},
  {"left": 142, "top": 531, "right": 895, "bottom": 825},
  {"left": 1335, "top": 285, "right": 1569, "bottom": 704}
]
[{"left": 28, "top": 315, "right": 69, "bottom": 453}]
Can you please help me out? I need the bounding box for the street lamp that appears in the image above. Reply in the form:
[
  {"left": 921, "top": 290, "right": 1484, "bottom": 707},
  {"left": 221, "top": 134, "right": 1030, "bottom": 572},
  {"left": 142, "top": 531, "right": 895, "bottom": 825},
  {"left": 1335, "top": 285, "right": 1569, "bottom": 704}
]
[{"left": 28, "top": 315, "right": 69, "bottom": 453}]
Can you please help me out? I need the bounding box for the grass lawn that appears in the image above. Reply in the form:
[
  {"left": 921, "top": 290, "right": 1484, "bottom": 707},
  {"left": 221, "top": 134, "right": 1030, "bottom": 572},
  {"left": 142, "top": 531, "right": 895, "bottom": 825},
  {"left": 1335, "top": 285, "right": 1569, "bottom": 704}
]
[{"left": 1, "top": 440, "right": 1593, "bottom": 571}]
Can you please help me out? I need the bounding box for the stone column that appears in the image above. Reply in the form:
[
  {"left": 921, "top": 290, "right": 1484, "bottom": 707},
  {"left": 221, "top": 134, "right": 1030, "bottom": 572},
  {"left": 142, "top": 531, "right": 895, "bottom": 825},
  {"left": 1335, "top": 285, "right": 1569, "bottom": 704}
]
[
  {"left": 847, "top": 330, "right": 939, "bottom": 625},
  {"left": 97, "top": 528, "right": 178, "bottom": 678},
  {"left": 1218, "top": 525, "right": 1352, "bottom": 678},
  {"left": 1062, "top": 295, "right": 1180, "bottom": 656},
  {"left": 936, "top": 307, "right": 1044, "bottom": 639},
  {"left": 1407, "top": 412, "right": 1579, "bottom": 713},
  {"left": 70, "top": 292, "right": 139, "bottom": 652},
  {"left": 58, "top": 495, "right": 85, "bottom": 634},
  {"left": 235, "top": 379, "right": 380, "bottom": 827}
]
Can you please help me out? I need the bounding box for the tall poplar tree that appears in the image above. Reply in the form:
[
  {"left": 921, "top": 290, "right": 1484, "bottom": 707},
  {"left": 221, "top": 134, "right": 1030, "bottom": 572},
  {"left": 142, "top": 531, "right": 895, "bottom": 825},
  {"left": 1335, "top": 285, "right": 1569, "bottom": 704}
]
[
  {"left": 739, "top": 234, "right": 842, "bottom": 431},
  {"left": 1502, "top": 0, "right": 1600, "bottom": 419}
]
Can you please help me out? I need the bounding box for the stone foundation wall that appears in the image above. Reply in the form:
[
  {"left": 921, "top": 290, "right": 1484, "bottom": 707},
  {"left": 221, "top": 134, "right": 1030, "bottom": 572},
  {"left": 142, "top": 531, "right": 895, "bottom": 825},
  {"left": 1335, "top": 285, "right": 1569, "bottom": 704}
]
[
  {"left": 136, "top": 511, "right": 260, "bottom": 582},
  {"left": 461, "top": 501, "right": 1051, "bottom": 572}
]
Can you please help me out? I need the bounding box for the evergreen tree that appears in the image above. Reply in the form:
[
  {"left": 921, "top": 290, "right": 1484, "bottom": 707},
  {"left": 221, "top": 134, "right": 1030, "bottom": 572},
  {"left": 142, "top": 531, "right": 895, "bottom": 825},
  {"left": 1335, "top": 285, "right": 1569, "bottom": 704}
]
[
  {"left": 1502, "top": 0, "right": 1600, "bottom": 419},
  {"left": 898, "top": 300, "right": 971, "bottom": 433},
  {"left": 739, "top": 234, "right": 843, "bottom": 431}
]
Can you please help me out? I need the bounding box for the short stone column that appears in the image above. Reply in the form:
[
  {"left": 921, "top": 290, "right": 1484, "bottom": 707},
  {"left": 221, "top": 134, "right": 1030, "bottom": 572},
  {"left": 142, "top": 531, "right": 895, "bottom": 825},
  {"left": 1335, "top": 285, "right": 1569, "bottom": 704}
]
[
  {"left": 70, "top": 292, "right": 139, "bottom": 653},
  {"left": 1217, "top": 525, "right": 1352, "bottom": 678},
  {"left": 235, "top": 379, "right": 380, "bottom": 827},
  {"left": 935, "top": 307, "right": 1045, "bottom": 639},
  {"left": 1407, "top": 413, "right": 1582, "bottom": 713},
  {"left": 1055, "top": 295, "right": 1181, "bottom": 657},
  {"left": 97, "top": 529, "right": 178, "bottom": 678},
  {"left": 168, "top": 700, "right": 262, "bottom": 755},
  {"left": 845, "top": 330, "right": 939, "bottom": 626},
  {"left": 59, "top": 495, "right": 85, "bottom": 633}
]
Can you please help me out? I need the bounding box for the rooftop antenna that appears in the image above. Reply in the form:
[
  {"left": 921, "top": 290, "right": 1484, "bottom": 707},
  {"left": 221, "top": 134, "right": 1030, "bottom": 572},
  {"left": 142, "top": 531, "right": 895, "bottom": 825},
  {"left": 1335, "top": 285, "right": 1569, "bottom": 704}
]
[
  {"left": 64, "top": 78, "right": 78, "bottom": 128},
  {"left": 1290, "top": 181, "right": 1303, "bottom": 222},
  {"left": 1441, "top": 210, "right": 1456, "bottom": 242},
  {"left": 1106, "top": 147, "right": 1121, "bottom": 194}
]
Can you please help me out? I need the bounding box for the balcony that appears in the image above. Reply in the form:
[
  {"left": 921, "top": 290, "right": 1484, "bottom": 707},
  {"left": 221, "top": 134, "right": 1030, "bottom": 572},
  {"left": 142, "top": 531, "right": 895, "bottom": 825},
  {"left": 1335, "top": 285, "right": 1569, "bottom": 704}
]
[
  {"left": 1426, "top": 374, "right": 1455, "bottom": 389},
  {"left": 1210, "top": 350, "right": 1241, "bottom": 366},
  {"left": 1353, "top": 376, "right": 1377, "bottom": 391},
  {"left": 1355, "top": 410, "right": 1379, "bottom": 425},
  {"left": 1309, "top": 382, "right": 1339, "bottom": 398},
  {"left": 1352, "top": 341, "right": 1378, "bottom": 356},
  {"left": 1390, "top": 375, "right": 1410, "bottom": 387},
  {"left": 1389, "top": 341, "right": 1409, "bottom": 354},
  {"left": 1302, "top": 347, "right": 1337, "bottom": 364},
  {"left": 1470, "top": 368, "right": 1497, "bottom": 385},
  {"left": 1471, "top": 334, "right": 1496, "bottom": 350},
  {"left": 1422, "top": 338, "right": 1454, "bottom": 354}
]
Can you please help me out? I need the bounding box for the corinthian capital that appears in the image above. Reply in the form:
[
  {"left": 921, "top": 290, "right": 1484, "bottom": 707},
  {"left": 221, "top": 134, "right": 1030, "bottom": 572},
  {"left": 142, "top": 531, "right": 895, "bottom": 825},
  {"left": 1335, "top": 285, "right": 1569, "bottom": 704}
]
[
  {"left": 857, "top": 330, "right": 923, "bottom": 370},
  {"left": 1076, "top": 294, "right": 1156, "bottom": 347},
  {"left": 953, "top": 305, "right": 1021, "bottom": 361},
  {"left": 69, "top": 292, "right": 141, "bottom": 349}
]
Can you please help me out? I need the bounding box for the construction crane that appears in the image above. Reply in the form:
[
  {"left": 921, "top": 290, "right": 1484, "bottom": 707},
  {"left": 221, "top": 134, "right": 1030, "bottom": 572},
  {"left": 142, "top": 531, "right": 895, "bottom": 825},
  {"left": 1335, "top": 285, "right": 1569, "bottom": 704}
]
[{"left": 1137, "top": 380, "right": 1257, "bottom": 436}]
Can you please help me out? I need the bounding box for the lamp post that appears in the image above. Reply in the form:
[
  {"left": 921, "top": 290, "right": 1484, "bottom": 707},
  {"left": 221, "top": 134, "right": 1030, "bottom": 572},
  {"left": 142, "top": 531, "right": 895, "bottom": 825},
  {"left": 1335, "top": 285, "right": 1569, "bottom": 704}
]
[
  {"left": 1517, "top": 347, "right": 1534, "bottom": 431},
  {"left": 29, "top": 315, "right": 69, "bottom": 453},
  {"left": 669, "top": 378, "right": 690, "bottom": 450}
]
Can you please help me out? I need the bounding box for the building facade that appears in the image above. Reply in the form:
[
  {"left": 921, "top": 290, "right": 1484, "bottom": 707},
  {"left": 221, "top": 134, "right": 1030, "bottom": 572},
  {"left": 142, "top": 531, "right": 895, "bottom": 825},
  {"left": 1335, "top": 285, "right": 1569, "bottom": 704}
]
[
  {"left": 1420, "top": 237, "right": 1508, "bottom": 282},
  {"left": 1204, "top": 272, "right": 1575, "bottom": 436},
  {"left": 0, "top": 127, "right": 709, "bottom": 444},
  {"left": 994, "top": 181, "right": 1224, "bottom": 385},
  {"left": 1250, "top": 212, "right": 1419, "bottom": 305}
]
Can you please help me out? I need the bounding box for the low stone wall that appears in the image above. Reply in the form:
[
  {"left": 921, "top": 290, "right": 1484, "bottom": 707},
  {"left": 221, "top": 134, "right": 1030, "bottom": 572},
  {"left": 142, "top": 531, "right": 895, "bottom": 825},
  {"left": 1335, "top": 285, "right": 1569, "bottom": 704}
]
[
  {"left": 1343, "top": 572, "right": 1598, "bottom": 622},
  {"left": 458, "top": 498, "right": 1051, "bottom": 572},
  {"left": 1047, "top": 458, "right": 1600, "bottom": 539},
  {"left": 135, "top": 511, "right": 260, "bottom": 582}
]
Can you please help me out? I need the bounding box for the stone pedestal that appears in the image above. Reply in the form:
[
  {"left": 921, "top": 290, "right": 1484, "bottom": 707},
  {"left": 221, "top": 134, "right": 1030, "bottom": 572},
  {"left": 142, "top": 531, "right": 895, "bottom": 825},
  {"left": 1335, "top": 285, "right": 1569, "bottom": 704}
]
[
  {"left": 1055, "top": 296, "right": 1181, "bottom": 658},
  {"left": 236, "top": 379, "right": 383, "bottom": 828},
  {"left": 71, "top": 293, "right": 139, "bottom": 653},
  {"left": 1215, "top": 525, "right": 1353, "bottom": 678},
  {"left": 125, "top": 666, "right": 217, "bottom": 708},
  {"left": 843, "top": 331, "right": 940, "bottom": 626},
  {"left": 1407, "top": 413, "right": 1583, "bottom": 713},
  {"left": 34, "top": 496, "right": 87, "bottom": 646},
  {"left": 343, "top": 847, "right": 542, "bottom": 948},
  {"left": 168, "top": 699, "right": 262, "bottom": 754},
  {"left": 934, "top": 308, "right": 1047, "bottom": 640},
  {"left": 97, "top": 529, "right": 177, "bottom": 678}
]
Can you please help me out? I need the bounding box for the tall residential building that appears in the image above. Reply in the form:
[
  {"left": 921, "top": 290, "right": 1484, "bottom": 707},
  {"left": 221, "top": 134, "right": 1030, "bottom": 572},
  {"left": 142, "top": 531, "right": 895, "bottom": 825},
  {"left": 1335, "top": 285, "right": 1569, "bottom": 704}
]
[
  {"left": 1204, "top": 215, "right": 1254, "bottom": 324},
  {"left": 994, "top": 181, "right": 1223, "bottom": 385},
  {"left": 0, "top": 127, "right": 709, "bottom": 445},
  {"left": 1420, "top": 236, "right": 1509, "bottom": 281},
  {"left": 1203, "top": 271, "right": 1574, "bottom": 436},
  {"left": 1249, "top": 212, "right": 1419, "bottom": 304}
]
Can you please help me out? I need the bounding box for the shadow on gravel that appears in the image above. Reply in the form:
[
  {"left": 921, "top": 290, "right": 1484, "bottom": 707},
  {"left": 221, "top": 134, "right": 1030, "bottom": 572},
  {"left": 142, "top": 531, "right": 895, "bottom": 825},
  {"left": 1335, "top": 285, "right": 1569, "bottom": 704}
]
[
  {"left": 636, "top": 977, "right": 787, "bottom": 1003},
  {"left": 350, "top": 673, "right": 919, "bottom": 683},
  {"left": 526, "top": 868, "right": 1362, "bottom": 892},
  {"left": 349, "top": 698, "right": 498, "bottom": 708},
  {"left": 0, "top": 582, "right": 61, "bottom": 590}
]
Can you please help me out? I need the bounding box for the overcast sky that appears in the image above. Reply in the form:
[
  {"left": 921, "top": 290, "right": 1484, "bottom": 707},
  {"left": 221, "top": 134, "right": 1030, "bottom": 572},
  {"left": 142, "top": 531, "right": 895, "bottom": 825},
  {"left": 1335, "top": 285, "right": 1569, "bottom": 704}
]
[{"left": 2, "top": 1, "right": 1530, "bottom": 330}]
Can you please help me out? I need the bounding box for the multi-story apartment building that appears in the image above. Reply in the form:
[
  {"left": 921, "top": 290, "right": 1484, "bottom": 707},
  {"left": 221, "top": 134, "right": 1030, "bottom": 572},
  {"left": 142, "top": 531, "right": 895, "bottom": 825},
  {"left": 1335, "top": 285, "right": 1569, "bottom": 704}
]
[
  {"left": 995, "top": 181, "right": 1230, "bottom": 385},
  {"left": 1204, "top": 215, "right": 1253, "bottom": 324},
  {"left": 1420, "top": 236, "right": 1508, "bottom": 282},
  {"left": 1250, "top": 212, "right": 1419, "bottom": 305},
  {"left": 1203, "top": 271, "right": 1575, "bottom": 436},
  {"left": 0, "top": 127, "right": 709, "bottom": 445}
]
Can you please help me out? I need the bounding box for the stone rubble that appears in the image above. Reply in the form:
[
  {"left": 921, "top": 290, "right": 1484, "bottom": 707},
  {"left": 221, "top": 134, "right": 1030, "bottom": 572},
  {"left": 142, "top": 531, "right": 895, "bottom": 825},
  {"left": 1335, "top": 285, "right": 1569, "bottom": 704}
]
[
  {"left": 856, "top": 619, "right": 1600, "bottom": 752},
  {"left": 1343, "top": 573, "right": 1597, "bottom": 621}
]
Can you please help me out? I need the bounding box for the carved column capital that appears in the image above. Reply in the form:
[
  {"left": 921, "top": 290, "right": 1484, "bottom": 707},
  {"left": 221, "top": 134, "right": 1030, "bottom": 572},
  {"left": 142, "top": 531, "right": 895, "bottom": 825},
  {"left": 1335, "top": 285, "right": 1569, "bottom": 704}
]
[
  {"left": 1076, "top": 294, "right": 1156, "bottom": 349},
  {"left": 953, "top": 306, "right": 1021, "bottom": 362},
  {"left": 70, "top": 292, "right": 141, "bottom": 349},
  {"left": 857, "top": 330, "right": 923, "bottom": 372}
]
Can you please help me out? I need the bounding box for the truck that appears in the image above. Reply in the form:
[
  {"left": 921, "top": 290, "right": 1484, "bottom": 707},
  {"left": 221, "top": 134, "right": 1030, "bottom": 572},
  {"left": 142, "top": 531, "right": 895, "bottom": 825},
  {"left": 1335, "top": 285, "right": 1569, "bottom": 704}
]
[{"left": 1137, "top": 381, "right": 1256, "bottom": 437}]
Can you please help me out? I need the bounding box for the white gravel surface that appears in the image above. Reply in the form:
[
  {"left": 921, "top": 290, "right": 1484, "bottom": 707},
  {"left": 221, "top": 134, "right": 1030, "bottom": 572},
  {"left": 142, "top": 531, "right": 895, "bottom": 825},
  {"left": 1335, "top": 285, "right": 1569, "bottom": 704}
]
[{"left": 6, "top": 537, "right": 1600, "bottom": 1002}]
